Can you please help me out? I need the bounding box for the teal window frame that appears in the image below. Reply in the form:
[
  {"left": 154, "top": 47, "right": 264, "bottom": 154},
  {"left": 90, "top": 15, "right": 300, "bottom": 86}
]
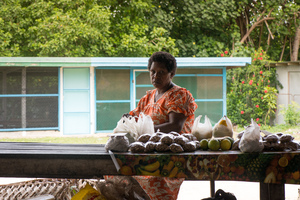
[
  {"left": 95, "top": 68, "right": 132, "bottom": 133},
  {"left": 0, "top": 67, "right": 60, "bottom": 132},
  {"left": 133, "top": 68, "right": 226, "bottom": 125}
]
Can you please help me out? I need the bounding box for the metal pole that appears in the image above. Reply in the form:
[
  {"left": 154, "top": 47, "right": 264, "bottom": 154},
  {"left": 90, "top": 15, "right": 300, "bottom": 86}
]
[{"left": 21, "top": 68, "right": 26, "bottom": 129}]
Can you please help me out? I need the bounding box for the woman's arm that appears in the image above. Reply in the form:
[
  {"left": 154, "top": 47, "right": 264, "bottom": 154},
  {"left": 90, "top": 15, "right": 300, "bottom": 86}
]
[{"left": 154, "top": 111, "right": 187, "bottom": 133}]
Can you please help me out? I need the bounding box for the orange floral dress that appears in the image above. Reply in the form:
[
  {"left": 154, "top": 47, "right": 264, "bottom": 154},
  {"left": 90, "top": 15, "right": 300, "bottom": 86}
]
[
  {"left": 129, "top": 85, "right": 198, "bottom": 134},
  {"left": 127, "top": 85, "right": 198, "bottom": 199}
]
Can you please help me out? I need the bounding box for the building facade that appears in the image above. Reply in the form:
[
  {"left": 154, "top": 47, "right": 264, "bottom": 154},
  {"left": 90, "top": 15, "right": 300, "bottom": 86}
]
[
  {"left": 0, "top": 57, "right": 251, "bottom": 135},
  {"left": 271, "top": 61, "right": 300, "bottom": 124}
]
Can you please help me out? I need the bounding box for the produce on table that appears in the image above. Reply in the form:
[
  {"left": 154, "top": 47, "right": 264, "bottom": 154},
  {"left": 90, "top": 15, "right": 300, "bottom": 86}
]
[
  {"left": 238, "top": 119, "right": 264, "bottom": 153},
  {"left": 155, "top": 142, "right": 170, "bottom": 152},
  {"left": 107, "top": 115, "right": 299, "bottom": 153},
  {"left": 192, "top": 115, "right": 213, "bottom": 140},
  {"left": 113, "top": 113, "right": 155, "bottom": 141},
  {"left": 129, "top": 131, "right": 199, "bottom": 153},
  {"left": 208, "top": 138, "right": 221, "bottom": 151},
  {"left": 144, "top": 141, "right": 156, "bottom": 153},
  {"left": 182, "top": 141, "right": 198, "bottom": 152},
  {"left": 199, "top": 139, "right": 209, "bottom": 150},
  {"left": 235, "top": 130, "right": 300, "bottom": 152},
  {"left": 212, "top": 115, "right": 233, "bottom": 138},
  {"left": 220, "top": 138, "right": 232, "bottom": 151},
  {"left": 199, "top": 137, "right": 234, "bottom": 151},
  {"left": 137, "top": 133, "right": 152, "bottom": 143},
  {"left": 129, "top": 142, "right": 145, "bottom": 153},
  {"left": 169, "top": 143, "right": 184, "bottom": 153},
  {"left": 104, "top": 133, "right": 130, "bottom": 152}
]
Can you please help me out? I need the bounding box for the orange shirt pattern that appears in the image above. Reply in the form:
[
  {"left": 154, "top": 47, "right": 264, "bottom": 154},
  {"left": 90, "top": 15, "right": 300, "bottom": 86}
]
[{"left": 129, "top": 85, "right": 198, "bottom": 134}]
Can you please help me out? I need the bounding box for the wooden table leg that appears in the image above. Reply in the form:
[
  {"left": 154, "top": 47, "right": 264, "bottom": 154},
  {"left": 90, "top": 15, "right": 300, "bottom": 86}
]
[
  {"left": 210, "top": 180, "right": 215, "bottom": 197},
  {"left": 260, "top": 182, "right": 285, "bottom": 200}
]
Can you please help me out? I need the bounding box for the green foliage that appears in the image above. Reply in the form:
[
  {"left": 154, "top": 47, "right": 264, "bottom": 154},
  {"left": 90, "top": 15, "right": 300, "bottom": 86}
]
[
  {"left": 148, "top": 0, "right": 245, "bottom": 57},
  {"left": 0, "top": 0, "right": 298, "bottom": 59},
  {"left": 226, "top": 47, "right": 280, "bottom": 126},
  {"left": 279, "top": 101, "right": 300, "bottom": 126},
  {"left": 0, "top": 0, "right": 178, "bottom": 57}
]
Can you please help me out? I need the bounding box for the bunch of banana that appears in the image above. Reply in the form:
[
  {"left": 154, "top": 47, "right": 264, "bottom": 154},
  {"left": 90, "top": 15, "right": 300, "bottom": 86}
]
[
  {"left": 136, "top": 157, "right": 187, "bottom": 178},
  {"left": 161, "top": 159, "right": 186, "bottom": 178},
  {"left": 137, "top": 161, "right": 161, "bottom": 176}
]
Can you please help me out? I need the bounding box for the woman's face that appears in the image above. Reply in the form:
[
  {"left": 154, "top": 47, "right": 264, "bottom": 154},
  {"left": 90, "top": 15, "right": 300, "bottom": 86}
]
[{"left": 149, "top": 62, "right": 175, "bottom": 89}]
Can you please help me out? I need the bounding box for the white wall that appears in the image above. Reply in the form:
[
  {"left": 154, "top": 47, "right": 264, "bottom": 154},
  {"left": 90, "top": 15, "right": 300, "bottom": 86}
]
[{"left": 276, "top": 64, "right": 300, "bottom": 124}]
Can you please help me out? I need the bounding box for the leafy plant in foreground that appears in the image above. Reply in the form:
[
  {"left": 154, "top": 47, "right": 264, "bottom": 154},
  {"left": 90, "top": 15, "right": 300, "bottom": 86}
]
[{"left": 225, "top": 46, "right": 281, "bottom": 126}]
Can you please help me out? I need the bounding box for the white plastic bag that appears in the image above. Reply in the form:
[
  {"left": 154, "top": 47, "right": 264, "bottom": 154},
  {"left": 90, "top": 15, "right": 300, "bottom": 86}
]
[
  {"left": 113, "top": 112, "right": 154, "bottom": 141},
  {"left": 212, "top": 115, "right": 233, "bottom": 138},
  {"left": 239, "top": 119, "right": 264, "bottom": 153},
  {"left": 192, "top": 115, "right": 213, "bottom": 141},
  {"left": 136, "top": 112, "right": 155, "bottom": 138},
  {"left": 113, "top": 116, "right": 139, "bottom": 141},
  {"left": 105, "top": 133, "right": 130, "bottom": 152}
]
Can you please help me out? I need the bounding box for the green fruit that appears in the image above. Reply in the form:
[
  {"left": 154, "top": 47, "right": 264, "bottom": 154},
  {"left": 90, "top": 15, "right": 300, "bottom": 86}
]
[
  {"left": 208, "top": 139, "right": 220, "bottom": 151},
  {"left": 220, "top": 138, "right": 232, "bottom": 151},
  {"left": 225, "top": 136, "right": 235, "bottom": 145},
  {"left": 199, "top": 139, "right": 209, "bottom": 150}
]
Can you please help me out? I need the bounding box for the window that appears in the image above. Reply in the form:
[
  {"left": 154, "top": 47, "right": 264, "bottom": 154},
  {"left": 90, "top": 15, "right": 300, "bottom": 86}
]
[
  {"left": 95, "top": 67, "right": 225, "bottom": 132},
  {"left": 0, "top": 67, "right": 59, "bottom": 130},
  {"left": 134, "top": 68, "right": 225, "bottom": 125},
  {"left": 95, "top": 69, "right": 131, "bottom": 131}
]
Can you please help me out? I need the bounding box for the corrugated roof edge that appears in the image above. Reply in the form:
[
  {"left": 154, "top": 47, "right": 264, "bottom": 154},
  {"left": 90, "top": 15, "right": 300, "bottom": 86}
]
[
  {"left": 268, "top": 61, "right": 300, "bottom": 67},
  {"left": 0, "top": 57, "right": 251, "bottom": 68}
]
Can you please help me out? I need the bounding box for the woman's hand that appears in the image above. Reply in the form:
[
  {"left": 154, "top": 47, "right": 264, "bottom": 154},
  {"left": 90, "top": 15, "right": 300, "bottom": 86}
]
[
  {"left": 122, "top": 113, "right": 131, "bottom": 118},
  {"left": 154, "top": 112, "right": 187, "bottom": 133}
]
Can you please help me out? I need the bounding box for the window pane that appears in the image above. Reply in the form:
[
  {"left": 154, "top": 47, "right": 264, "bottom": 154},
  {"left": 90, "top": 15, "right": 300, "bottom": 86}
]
[
  {"left": 197, "top": 76, "right": 223, "bottom": 99},
  {"left": 96, "top": 69, "right": 130, "bottom": 100},
  {"left": 0, "top": 67, "right": 58, "bottom": 95},
  {"left": 0, "top": 67, "right": 22, "bottom": 94},
  {"left": 195, "top": 101, "right": 223, "bottom": 126},
  {"left": 0, "top": 96, "right": 58, "bottom": 129},
  {"left": 0, "top": 97, "right": 21, "bottom": 128},
  {"left": 26, "top": 96, "right": 58, "bottom": 128},
  {"left": 63, "top": 68, "right": 89, "bottom": 90},
  {"left": 136, "top": 71, "right": 150, "bottom": 84},
  {"left": 136, "top": 87, "right": 154, "bottom": 99},
  {"left": 96, "top": 103, "right": 130, "bottom": 130},
  {"left": 173, "top": 76, "right": 197, "bottom": 96},
  {"left": 27, "top": 68, "right": 58, "bottom": 94}
]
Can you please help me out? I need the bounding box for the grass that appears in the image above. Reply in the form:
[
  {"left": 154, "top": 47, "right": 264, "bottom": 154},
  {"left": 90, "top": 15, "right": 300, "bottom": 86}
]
[{"left": 0, "top": 136, "right": 110, "bottom": 144}]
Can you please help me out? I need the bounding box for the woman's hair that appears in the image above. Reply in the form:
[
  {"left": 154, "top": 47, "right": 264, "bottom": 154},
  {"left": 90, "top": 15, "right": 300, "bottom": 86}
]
[{"left": 147, "top": 51, "right": 177, "bottom": 73}]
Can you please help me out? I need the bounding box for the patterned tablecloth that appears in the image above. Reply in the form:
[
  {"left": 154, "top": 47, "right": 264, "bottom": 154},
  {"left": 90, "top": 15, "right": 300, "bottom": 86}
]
[{"left": 112, "top": 150, "right": 300, "bottom": 184}]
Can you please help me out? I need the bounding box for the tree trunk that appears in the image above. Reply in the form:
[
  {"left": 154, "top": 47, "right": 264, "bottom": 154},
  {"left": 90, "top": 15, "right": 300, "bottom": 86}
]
[
  {"left": 240, "top": 17, "right": 275, "bottom": 44},
  {"left": 291, "top": 26, "right": 300, "bottom": 61}
]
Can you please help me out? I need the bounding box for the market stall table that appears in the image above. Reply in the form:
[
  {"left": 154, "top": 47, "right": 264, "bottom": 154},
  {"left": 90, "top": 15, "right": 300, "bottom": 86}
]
[{"left": 0, "top": 142, "right": 299, "bottom": 200}]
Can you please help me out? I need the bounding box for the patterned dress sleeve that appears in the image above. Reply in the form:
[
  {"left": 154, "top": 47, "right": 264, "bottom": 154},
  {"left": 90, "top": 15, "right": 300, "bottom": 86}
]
[{"left": 167, "top": 87, "right": 197, "bottom": 117}]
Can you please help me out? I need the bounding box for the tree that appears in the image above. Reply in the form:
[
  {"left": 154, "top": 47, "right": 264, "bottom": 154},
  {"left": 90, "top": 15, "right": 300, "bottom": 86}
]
[
  {"left": 291, "top": 26, "right": 300, "bottom": 61},
  {"left": 0, "top": 0, "right": 113, "bottom": 56},
  {"left": 235, "top": 0, "right": 300, "bottom": 61},
  {"left": 0, "top": 0, "right": 178, "bottom": 57},
  {"left": 0, "top": 0, "right": 299, "bottom": 60}
]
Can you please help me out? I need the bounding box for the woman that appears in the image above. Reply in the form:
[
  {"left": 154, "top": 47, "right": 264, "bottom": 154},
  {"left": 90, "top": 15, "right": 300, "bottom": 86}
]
[
  {"left": 126, "top": 51, "right": 197, "bottom": 134},
  {"left": 124, "top": 51, "right": 198, "bottom": 200}
]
